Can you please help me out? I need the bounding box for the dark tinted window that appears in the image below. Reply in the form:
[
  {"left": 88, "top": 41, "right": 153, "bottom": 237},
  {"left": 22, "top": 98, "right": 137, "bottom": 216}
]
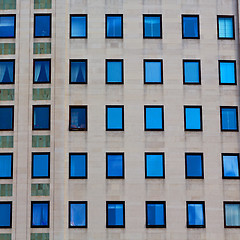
[
  {"left": 69, "top": 106, "right": 87, "bottom": 131},
  {"left": 0, "top": 60, "right": 14, "bottom": 84},
  {"left": 33, "top": 106, "right": 50, "bottom": 130},
  {"left": 34, "top": 14, "right": 51, "bottom": 37},
  {"left": 0, "top": 15, "right": 15, "bottom": 38}
]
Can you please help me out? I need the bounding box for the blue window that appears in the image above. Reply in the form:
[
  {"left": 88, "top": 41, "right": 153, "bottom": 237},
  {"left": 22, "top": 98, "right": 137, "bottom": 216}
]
[
  {"left": 106, "top": 106, "right": 124, "bottom": 131},
  {"left": 224, "top": 202, "right": 240, "bottom": 227},
  {"left": 70, "top": 60, "right": 87, "bottom": 84},
  {"left": 69, "top": 153, "right": 87, "bottom": 179},
  {"left": 219, "top": 61, "right": 236, "bottom": 84},
  {"left": 34, "top": 14, "right": 51, "bottom": 37},
  {"left": 0, "top": 60, "right": 14, "bottom": 84},
  {"left": 0, "top": 15, "right": 15, "bottom": 38},
  {"left": 222, "top": 154, "right": 240, "bottom": 178},
  {"left": 70, "top": 15, "right": 87, "bottom": 38},
  {"left": 33, "top": 106, "right": 50, "bottom": 130},
  {"left": 182, "top": 15, "right": 199, "bottom": 39},
  {"left": 144, "top": 106, "right": 164, "bottom": 131},
  {"left": 106, "top": 202, "right": 125, "bottom": 228},
  {"left": 184, "top": 106, "right": 202, "bottom": 131},
  {"left": 106, "top": 153, "right": 124, "bottom": 178},
  {"left": 187, "top": 202, "right": 205, "bottom": 228},
  {"left": 146, "top": 202, "right": 166, "bottom": 228},
  {"left": 185, "top": 153, "right": 203, "bottom": 178},
  {"left": 221, "top": 107, "right": 238, "bottom": 131},
  {"left": 69, "top": 106, "right": 87, "bottom": 131},
  {"left": 32, "top": 153, "right": 50, "bottom": 178},
  {"left": 33, "top": 59, "right": 50, "bottom": 83},
  {"left": 31, "top": 202, "right": 49, "bottom": 228},
  {"left": 0, "top": 202, "right": 12, "bottom": 228},
  {"left": 106, "top": 60, "right": 123, "bottom": 84},
  {"left": 106, "top": 15, "right": 123, "bottom": 38},
  {"left": 0, "top": 154, "right": 12, "bottom": 179},
  {"left": 144, "top": 60, "right": 162, "bottom": 84},
  {"left": 143, "top": 15, "right": 162, "bottom": 38},
  {"left": 0, "top": 106, "right": 14, "bottom": 130},
  {"left": 145, "top": 153, "right": 164, "bottom": 178},
  {"left": 183, "top": 60, "right": 201, "bottom": 84},
  {"left": 218, "top": 16, "right": 234, "bottom": 39},
  {"left": 69, "top": 202, "right": 87, "bottom": 228}
]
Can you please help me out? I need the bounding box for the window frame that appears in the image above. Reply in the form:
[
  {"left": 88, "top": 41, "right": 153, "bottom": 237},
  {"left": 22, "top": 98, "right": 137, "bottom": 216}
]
[
  {"left": 220, "top": 106, "right": 239, "bottom": 132},
  {"left": 32, "top": 152, "right": 50, "bottom": 179},
  {"left": 146, "top": 201, "right": 166, "bottom": 228},
  {"left": 144, "top": 105, "right": 164, "bottom": 131},
  {"left": 69, "top": 201, "right": 88, "bottom": 228},
  {"left": 185, "top": 153, "right": 204, "bottom": 179},
  {"left": 0, "top": 14, "right": 16, "bottom": 39},
  {"left": 143, "top": 59, "right": 163, "bottom": 84},
  {"left": 70, "top": 14, "right": 88, "bottom": 39},
  {"left": 69, "top": 153, "right": 88, "bottom": 179},
  {"left": 143, "top": 14, "right": 162, "bottom": 39},
  {"left": 69, "top": 106, "right": 88, "bottom": 131},
  {"left": 183, "top": 59, "right": 201, "bottom": 85},
  {"left": 106, "top": 105, "right": 124, "bottom": 131},
  {"left": 106, "top": 152, "right": 124, "bottom": 179},
  {"left": 186, "top": 201, "right": 206, "bottom": 228},
  {"left": 0, "top": 153, "right": 13, "bottom": 179},
  {"left": 182, "top": 14, "right": 200, "bottom": 39},
  {"left": 0, "top": 201, "right": 12, "bottom": 228},
  {"left": 217, "top": 15, "right": 235, "bottom": 40},
  {"left": 31, "top": 201, "right": 50, "bottom": 228},
  {"left": 34, "top": 13, "right": 52, "bottom": 38},
  {"left": 69, "top": 59, "right": 88, "bottom": 84},
  {"left": 184, "top": 105, "right": 203, "bottom": 131},
  {"left": 224, "top": 201, "right": 240, "bottom": 228},
  {"left": 32, "top": 105, "right": 51, "bottom": 131},
  {"left": 0, "top": 106, "right": 14, "bottom": 131},
  {"left": 33, "top": 59, "right": 51, "bottom": 84},
  {"left": 0, "top": 59, "right": 15, "bottom": 84},
  {"left": 105, "top": 59, "right": 124, "bottom": 84},
  {"left": 105, "top": 14, "right": 123, "bottom": 39},
  {"left": 106, "top": 201, "right": 125, "bottom": 228},
  {"left": 222, "top": 153, "right": 240, "bottom": 179},
  {"left": 218, "top": 60, "right": 237, "bottom": 85}
]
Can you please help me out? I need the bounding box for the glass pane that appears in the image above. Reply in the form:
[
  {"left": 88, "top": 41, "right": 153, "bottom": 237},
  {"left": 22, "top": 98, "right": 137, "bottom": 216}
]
[
  {"left": 225, "top": 203, "right": 240, "bottom": 226},
  {"left": 107, "top": 154, "right": 123, "bottom": 177},
  {"left": 146, "top": 154, "right": 163, "bottom": 177},
  {"left": 183, "top": 16, "right": 198, "bottom": 38},
  {"left": 70, "top": 61, "right": 86, "bottom": 83},
  {"left": 70, "top": 203, "right": 86, "bottom": 227},
  {"left": 188, "top": 203, "right": 204, "bottom": 226},
  {"left": 70, "top": 107, "right": 86, "bottom": 130},
  {"left": 108, "top": 203, "right": 124, "bottom": 226},
  {"left": 220, "top": 62, "right": 235, "bottom": 84},
  {"left": 0, "top": 16, "right": 15, "bottom": 38},
  {"left": 219, "top": 17, "right": 233, "bottom": 38},
  {"left": 107, "top": 107, "right": 123, "bottom": 130},
  {"left": 145, "top": 107, "right": 163, "bottom": 130},
  {"left": 70, "top": 154, "right": 86, "bottom": 177},
  {"left": 0, "top": 61, "right": 14, "bottom": 83},
  {"left": 0, "top": 203, "right": 11, "bottom": 227},
  {"left": 35, "top": 15, "right": 51, "bottom": 37},
  {"left": 186, "top": 154, "right": 203, "bottom": 177},
  {"left": 145, "top": 61, "right": 162, "bottom": 83},
  {"left": 184, "top": 61, "right": 200, "bottom": 83},
  {"left": 32, "top": 203, "right": 49, "bottom": 227},
  {"left": 33, "top": 106, "right": 50, "bottom": 130},
  {"left": 223, "top": 155, "right": 239, "bottom": 177},
  {"left": 144, "top": 16, "right": 161, "bottom": 37},
  {"left": 0, "top": 107, "right": 13, "bottom": 130},
  {"left": 185, "top": 107, "right": 201, "bottom": 130},
  {"left": 107, "top": 61, "right": 122, "bottom": 83},
  {"left": 147, "top": 203, "right": 165, "bottom": 226},
  {"left": 33, "top": 154, "right": 49, "bottom": 178},
  {"left": 106, "top": 16, "right": 122, "bottom": 37},
  {"left": 0, "top": 155, "right": 12, "bottom": 178},
  {"left": 221, "top": 108, "right": 237, "bottom": 130},
  {"left": 71, "top": 16, "right": 86, "bottom": 37},
  {"left": 34, "top": 60, "right": 50, "bottom": 83}
]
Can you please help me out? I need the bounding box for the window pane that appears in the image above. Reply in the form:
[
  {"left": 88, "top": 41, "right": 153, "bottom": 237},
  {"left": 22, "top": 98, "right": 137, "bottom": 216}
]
[
  {"left": 70, "top": 61, "right": 87, "bottom": 83},
  {"left": 145, "top": 107, "right": 163, "bottom": 130},
  {"left": 106, "top": 15, "right": 122, "bottom": 38},
  {"left": 184, "top": 61, "right": 200, "bottom": 83},
  {"left": 34, "top": 60, "right": 50, "bottom": 83},
  {"left": 183, "top": 16, "right": 199, "bottom": 38},
  {"left": 186, "top": 154, "right": 203, "bottom": 178},
  {"left": 0, "top": 107, "right": 13, "bottom": 130},
  {"left": 107, "top": 154, "right": 123, "bottom": 178},
  {"left": 0, "top": 16, "right": 15, "bottom": 38},
  {"left": 147, "top": 203, "right": 165, "bottom": 226},
  {"left": 146, "top": 154, "right": 164, "bottom": 177},
  {"left": 0, "top": 203, "right": 11, "bottom": 227},
  {"left": 70, "top": 154, "right": 87, "bottom": 178},
  {"left": 145, "top": 61, "right": 162, "bottom": 83},
  {"left": 33, "top": 106, "right": 50, "bottom": 130},
  {"left": 35, "top": 15, "right": 51, "bottom": 37},
  {"left": 107, "top": 203, "right": 124, "bottom": 227},
  {"left": 219, "top": 62, "right": 236, "bottom": 84},
  {"left": 70, "top": 16, "right": 86, "bottom": 38},
  {"left": 221, "top": 108, "right": 238, "bottom": 131},
  {"left": 107, "top": 107, "right": 123, "bottom": 130},
  {"left": 69, "top": 202, "right": 86, "bottom": 227},
  {"left": 0, "top": 154, "right": 12, "bottom": 178},
  {"left": 106, "top": 61, "right": 123, "bottom": 83},
  {"left": 185, "top": 107, "right": 201, "bottom": 130},
  {"left": 188, "top": 203, "right": 204, "bottom": 227},
  {"left": 70, "top": 107, "right": 87, "bottom": 130},
  {"left": 0, "top": 61, "right": 14, "bottom": 83},
  {"left": 32, "top": 154, "right": 49, "bottom": 178},
  {"left": 225, "top": 203, "right": 240, "bottom": 227},
  {"left": 144, "top": 16, "right": 161, "bottom": 38},
  {"left": 218, "top": 17, "right": 234, "bottom": 38},
  {"left": 223, "top": 155, "right": 239, "bottom": 177},
  {"left": 32, "top": 202, "right": 49, "bottom": 227}
]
